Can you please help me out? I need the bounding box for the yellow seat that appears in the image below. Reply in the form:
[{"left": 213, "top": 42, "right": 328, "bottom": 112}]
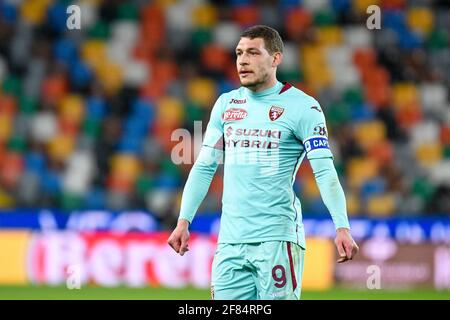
[
  {"left": 346, "top": 192, "right": 360, "bottom": 216},
  {"left": 316, "top": 26, "right": 343, "bottom": 46},
  {"left": 301, "top": 45, "right": 325, "bottom": 65},
  {"left": 353, "top": 0, "right": 380, "bottom": 13},
  {"left": 347, "top": 157, "right": 379, "bottom": 188},
  {"left": 354, "top": 120, "right": 386, "bottom": 150},
  {"left": 110, "top": 154, "right": 141, "bottom": 181},
  {"left": 81, "top": 40, "right": 107, "bottom": 69},
  {"left": 301, "top": 45, "right": 332, "bottom": 90},
  {"left": 0, "top": 114, "right": 12, "bottom": 143},
  {"left": 367, "top": 194, "right": 396, "bottom": 216},
  {"left": 154, "top": 0, "right": 177, "bottom": 6},
  {"left": 392, "top": 83, "right": 419, "bottom": 109},
  {"left": 407, "top": 7, "right": 434, "bottom": 35},
  {"left": 187, "top": 78, "right": 217, "bottom": 108},
  {"left": 47, "top": 135, "right": 75, "bottom": 162},
  {"left": 96, "top": 61, "right": 123, "bottom": 95},
  {"left": 156, "top": 97, "right": 185, "bottom": 128},
  {"left": 59, "top": 95, "right": 85, "bottom": 124},
  {"left": 415, "top": 143, "right": 442, "bottom": 166},
  {"left": 0, "top": 188, "right": 15, "bottom": 208},
  {"left": 20, "top": 0, "right": 51, "bottom": 25},
  {"left": 193, "top": 5, "right": 217, "bottom": 28},
  {"left": 305, "top": 65, "right": 332, "bottom": 91},
  {"left": 303, "top": 176, "right": 320, "bottom": 198}
]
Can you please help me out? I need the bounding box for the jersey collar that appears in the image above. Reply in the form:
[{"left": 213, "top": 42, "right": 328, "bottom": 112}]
[{"left": 244, "top": 81, "right": 283, "bottom": 98}]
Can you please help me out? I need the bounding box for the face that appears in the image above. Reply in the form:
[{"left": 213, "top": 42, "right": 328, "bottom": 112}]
[{"left": 235, "top": 37, "right": 281, "bottom": 90}]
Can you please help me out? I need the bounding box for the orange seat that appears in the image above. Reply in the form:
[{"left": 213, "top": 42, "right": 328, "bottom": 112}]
[
  {"left": 107, "top": 174, "right": 135, "bottom": 193},
  {"left": 368, "top": 141, "right": 394, "bottom": 165},
  {"left": 41, "top": 74, "right": 68, "bottom": 105},
  {"left": 395, "top": 102, "right": 423, "bottom": 129},
  {"left": 285, "top": 8, "right": 312, "bottom": 39},
  {"left": 58, "top": 118, "right": 80, "bottom": 136},
  {"left": 141, "top": 20, "right": 165, "bottom": 50},
  {"left": 232, "top": 5, "right": 259, "bottom": 27},
  {"left": 353, "top": 48, "right": 377, "bottom": 71},
  {"left": 382, "top": 0, "right": 406, "bottom": 10},
  {"left": 0, "top": 95, "right": 17, "bottom": 116},
  {"left": 152, "top": 59, "right": 178, "bottom": 86},
  {"left": 364, "top": 83, "right": 390, "bottom": 108},
  {"left": 140, "top": 79, "right": 166, "bottom": 100},
  {"left": 440, "top": 125, "right": 450, "bottom": 145},
  {"left": 363, "top": 66, "right": 390, "bottom": 87},
  {"left": 152, "top": 123, "right": 179, "bottom": 154},
  {"left": 201, "top": 44, "right": 232, "bottom": 72},
  {"left": 1, "top": 152, "right": 23, "bottom": 188}
]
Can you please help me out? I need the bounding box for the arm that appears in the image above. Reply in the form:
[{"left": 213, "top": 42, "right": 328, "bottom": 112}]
[
  {"left": 168, "top": 95, "right": 225, "bottom": 256},
  {"left": 167, "top": 146, "right": 222, "bottom": 256},
  {"left": 179, "top": 146, "right": 222, "bottom": 224},
  {"left": 309, "top": 157, "right": 349, "bottom": 229},
  {"left": 310, "top": 157, "right": 359, "bottom": 263},
  {"left": 295, "top": 98, "right": 358, "bottom": 263}
]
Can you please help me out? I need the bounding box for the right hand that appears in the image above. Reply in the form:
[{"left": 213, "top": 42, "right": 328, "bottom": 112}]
[{"left": 167, "top": 219, "right": 190, "bottom": 256}]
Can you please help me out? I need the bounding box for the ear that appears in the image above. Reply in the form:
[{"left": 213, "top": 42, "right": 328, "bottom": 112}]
[{"left": 272, "top": 52, "right": 283, "bottom": 67}]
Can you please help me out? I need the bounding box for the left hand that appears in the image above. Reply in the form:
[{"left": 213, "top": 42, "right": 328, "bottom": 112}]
[{"left": 334, "top": 228, "right": 359, "bottom": 263}]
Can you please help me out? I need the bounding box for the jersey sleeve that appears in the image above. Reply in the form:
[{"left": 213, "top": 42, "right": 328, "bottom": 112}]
[
  {"left": 178, "top": 95, "right": 225, "bottom": 224},
  {"left": 295, "top": 98, "right": 334, "bottom": 160},
  {"left": 202, "top": 94, "right": 225, "bottom": 149}
]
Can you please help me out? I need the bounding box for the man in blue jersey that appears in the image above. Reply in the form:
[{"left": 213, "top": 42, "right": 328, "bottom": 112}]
[{"left": 168, "top": 25, "right": 359, "bottom": 300}]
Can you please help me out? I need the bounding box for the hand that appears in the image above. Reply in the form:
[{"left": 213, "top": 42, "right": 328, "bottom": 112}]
[
  {"left": 167, "top": 219, "right": 190, "bottom": 256},
  {"left": 334, "top": 228, "right": 359, "bottom": 263}
]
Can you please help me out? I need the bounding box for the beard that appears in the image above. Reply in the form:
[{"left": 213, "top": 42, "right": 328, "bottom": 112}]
[{"left": 240, "top": 71, "right": 269, "bottom": 90}]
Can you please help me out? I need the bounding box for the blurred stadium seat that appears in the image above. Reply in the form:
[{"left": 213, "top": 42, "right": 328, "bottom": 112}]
[{"left": 0, "top": 0, "right": 448, "bottom": 226}]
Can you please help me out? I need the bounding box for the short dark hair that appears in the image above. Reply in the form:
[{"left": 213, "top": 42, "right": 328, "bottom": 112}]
[{"left": 240, "top": 25, "right": 284, "bottom": 55}]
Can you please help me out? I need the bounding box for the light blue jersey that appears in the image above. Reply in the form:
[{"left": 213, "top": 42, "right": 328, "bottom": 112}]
[{"left": 180, "top": 81, "right": 350, "bottom": 249}]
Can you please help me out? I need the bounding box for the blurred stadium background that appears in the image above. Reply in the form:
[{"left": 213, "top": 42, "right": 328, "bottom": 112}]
[{"left": 0, "top": 0, "right": 449, "bottom": 300}]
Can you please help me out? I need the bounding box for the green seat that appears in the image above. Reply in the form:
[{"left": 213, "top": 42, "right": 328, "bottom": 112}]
[{"left": 117, "top": 2, "right": 139, "bottom": 21}]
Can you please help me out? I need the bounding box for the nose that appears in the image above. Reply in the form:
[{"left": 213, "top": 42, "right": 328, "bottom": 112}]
[{"left": 238, "top": 53, "right": 249, "bottom": 65}]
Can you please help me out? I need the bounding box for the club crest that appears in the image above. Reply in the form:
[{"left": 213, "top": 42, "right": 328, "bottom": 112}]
[{"left": 269, "top": 106, "right": 284, "bottom": 121}]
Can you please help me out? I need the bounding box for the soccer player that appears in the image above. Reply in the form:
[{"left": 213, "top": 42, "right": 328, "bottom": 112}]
[{"left": 168, "top": 25, "right": 359, "bottom": 300}]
